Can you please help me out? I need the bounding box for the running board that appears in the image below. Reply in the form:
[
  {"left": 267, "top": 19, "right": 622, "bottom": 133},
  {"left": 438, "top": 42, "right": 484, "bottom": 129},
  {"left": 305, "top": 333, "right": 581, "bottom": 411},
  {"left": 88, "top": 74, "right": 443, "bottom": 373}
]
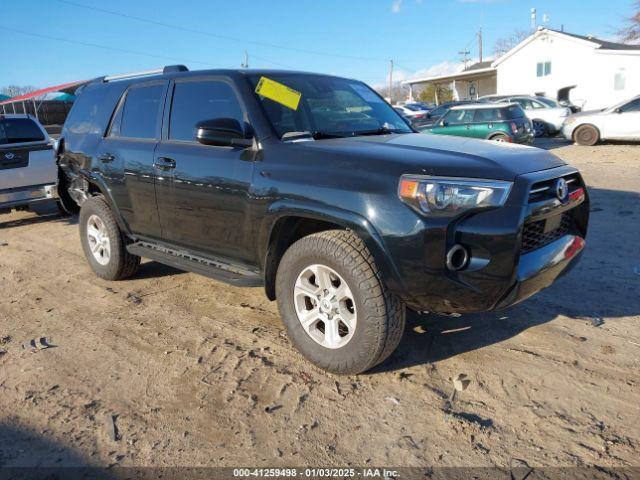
[{"left": 126, "top": 241, "right": 263, "bottom": 287}]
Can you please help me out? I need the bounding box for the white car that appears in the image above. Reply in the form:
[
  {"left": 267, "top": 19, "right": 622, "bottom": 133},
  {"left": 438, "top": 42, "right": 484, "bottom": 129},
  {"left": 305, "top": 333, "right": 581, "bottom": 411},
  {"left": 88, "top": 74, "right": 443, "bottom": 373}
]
[
  {"left": 393, "top": 103, "right": 430, "bottom": 118},
  {"left": 562, "top": 95, "right": 640, "bottom": 146},
  {"left": 0, "top": 114, "right": 59, "bottom": 213},
  {"left": 483, "top": 95, "right": 571, "bottom": 136}
]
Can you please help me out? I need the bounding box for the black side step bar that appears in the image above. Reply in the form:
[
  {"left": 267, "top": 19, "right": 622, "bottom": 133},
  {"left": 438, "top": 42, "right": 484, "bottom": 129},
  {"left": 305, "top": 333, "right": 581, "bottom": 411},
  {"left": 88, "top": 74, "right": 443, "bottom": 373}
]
[{"left": 126, "top": 241, "right": 263, "bottom": 287}]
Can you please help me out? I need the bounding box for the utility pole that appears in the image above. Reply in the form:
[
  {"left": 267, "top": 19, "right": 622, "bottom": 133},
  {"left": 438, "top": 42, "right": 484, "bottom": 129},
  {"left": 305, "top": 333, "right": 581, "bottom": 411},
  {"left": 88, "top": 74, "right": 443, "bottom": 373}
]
[
  {"left": 458, "top": 50, "right": 470, "bottom": 69},
  {"left": 241, "top": 50, "right": 249, "bottom": 69},
  {"left": 388, "top": 60, "right": 394, "bottom": 103},
  {"left": 478, "top": 28, "right": 483, "bottom": 63}
]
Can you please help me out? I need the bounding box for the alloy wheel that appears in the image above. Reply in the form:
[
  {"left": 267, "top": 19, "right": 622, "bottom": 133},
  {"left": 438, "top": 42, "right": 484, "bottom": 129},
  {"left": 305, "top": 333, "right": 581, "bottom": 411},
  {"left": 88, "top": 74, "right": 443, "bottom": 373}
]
[
  {"left": 293, "top": 264, "right": 357, "bottom": 349},
  {"left": 86, "top": 214, "right": 111, "bottom": 266}
]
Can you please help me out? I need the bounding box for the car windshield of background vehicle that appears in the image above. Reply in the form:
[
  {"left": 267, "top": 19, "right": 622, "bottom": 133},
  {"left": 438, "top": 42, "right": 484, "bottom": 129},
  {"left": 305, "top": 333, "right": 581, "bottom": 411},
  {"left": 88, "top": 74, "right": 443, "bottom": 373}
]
[
  {"left": 248, "top": 74, "right": 412, "bottom": 139},
  {"left": 0, "top": 118, "right": 46, "bottom": 145},
  {"left": 620, "top": 98, "right": 640, "bottom": 112}
]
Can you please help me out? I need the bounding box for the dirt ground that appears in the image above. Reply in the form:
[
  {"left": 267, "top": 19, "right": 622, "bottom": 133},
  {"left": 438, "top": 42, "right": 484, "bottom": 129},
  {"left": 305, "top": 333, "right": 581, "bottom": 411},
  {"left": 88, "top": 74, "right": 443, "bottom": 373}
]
[{"left": 0, "top": 139, "right": 639, "bottom": 470}]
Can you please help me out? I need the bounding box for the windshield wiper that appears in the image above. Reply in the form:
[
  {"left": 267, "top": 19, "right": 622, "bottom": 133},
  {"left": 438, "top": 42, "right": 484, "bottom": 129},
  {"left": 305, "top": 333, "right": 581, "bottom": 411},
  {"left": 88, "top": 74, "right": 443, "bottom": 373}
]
[
  {"left": 352, "top": 126, "right": 407, "bottom": 136},
  {"left": 281, "top": 131, "right": 344, "bottom": 141}
]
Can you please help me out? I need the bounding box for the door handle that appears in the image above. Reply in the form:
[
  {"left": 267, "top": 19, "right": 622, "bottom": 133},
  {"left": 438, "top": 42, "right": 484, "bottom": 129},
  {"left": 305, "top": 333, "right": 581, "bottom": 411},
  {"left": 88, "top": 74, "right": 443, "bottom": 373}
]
[
  {"left": 98, "top": 153, "right": 115, "bottom": 163},
  {"left": 154, "top": 157, "right": 176, "bottom": 170}
]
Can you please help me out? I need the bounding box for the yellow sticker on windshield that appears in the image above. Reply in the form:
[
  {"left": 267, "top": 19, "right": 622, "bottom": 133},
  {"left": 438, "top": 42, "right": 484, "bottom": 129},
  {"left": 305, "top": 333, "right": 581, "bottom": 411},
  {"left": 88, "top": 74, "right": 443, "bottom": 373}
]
[{"left": 255, "top": 76, "right": 301, "bottom": 111}]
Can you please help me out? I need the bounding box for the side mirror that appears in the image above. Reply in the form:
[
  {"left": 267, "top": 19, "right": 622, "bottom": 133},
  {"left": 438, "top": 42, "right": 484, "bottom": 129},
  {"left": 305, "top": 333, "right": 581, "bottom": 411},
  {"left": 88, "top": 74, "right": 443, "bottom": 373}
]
[
  {"left": 614, "top": 108, "right": 622, "bottom": 114},
  {"left": 195, "top": 118, "right": 253, "bottom": 148},
  {"left": 440, "top": 120, "right": 448, "bottom": 127}
]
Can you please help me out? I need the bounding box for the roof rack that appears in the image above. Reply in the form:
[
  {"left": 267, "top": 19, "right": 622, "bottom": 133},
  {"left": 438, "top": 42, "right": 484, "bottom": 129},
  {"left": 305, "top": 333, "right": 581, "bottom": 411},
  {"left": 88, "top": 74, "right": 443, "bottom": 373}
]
[{"left": 102, "top": 65, "right": 188, "bottom": 83}]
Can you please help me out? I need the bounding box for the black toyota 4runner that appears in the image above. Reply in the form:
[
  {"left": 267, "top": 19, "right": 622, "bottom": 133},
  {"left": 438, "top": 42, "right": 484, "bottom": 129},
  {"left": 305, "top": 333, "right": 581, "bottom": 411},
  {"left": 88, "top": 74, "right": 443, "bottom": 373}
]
[{"left": 58, "top": 66, "right": 589, "bottom": 374}]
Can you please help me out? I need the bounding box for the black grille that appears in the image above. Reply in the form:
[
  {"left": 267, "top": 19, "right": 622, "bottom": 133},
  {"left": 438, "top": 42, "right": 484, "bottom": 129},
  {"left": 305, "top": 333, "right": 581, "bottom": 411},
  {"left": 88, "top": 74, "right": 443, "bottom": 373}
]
[{"left": 522, "top": 211, "right": 574, "bottom": 253}]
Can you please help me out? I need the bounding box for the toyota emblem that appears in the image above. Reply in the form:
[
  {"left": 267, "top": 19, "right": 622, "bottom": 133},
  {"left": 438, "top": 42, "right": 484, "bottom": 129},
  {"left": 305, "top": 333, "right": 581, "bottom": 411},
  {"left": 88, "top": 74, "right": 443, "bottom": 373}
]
[
  {"left": 555, "top": 178, "right": 568, "bottom": 200},
  {"left": 4, "top": 152, "right": 15, "bottom": 160}
]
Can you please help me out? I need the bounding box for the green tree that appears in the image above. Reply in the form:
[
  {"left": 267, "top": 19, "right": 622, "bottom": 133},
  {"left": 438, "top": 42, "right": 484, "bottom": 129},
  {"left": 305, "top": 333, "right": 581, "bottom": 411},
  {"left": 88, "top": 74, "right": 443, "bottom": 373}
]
[{"left": 417, "top": 84, "right": 453, "bottom": 104}]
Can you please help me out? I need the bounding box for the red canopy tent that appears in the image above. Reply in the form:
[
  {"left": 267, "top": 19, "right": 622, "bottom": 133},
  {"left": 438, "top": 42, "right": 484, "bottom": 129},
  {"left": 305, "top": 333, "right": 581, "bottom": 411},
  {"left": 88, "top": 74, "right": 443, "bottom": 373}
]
[{"left": 0, "top": 79, "right": 91, "bottom": 120}]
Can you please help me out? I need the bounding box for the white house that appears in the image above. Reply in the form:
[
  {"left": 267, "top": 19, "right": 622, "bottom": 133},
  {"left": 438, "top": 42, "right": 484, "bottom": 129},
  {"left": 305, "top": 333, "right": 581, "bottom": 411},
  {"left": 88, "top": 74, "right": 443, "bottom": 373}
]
[{"left": 404, "top": 28, "right": 640, "bottom": 110}]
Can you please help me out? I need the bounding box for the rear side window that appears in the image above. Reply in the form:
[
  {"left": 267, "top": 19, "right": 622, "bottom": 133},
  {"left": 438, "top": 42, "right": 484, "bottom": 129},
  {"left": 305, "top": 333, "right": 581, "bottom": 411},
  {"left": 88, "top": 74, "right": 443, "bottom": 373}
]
[
  {"left": 473, "top": 108, "right": 500, "bottom": 122},
  {"left": 119, "top": 84, "right": 164, "bottom": 139},
  {"left": 169, "top": 81, "right": 244, "bottom": 142},
  {"left": 0, "top": 118, "right": 45, "bottom": 145},
  {"left": 444, "top": 109, "right": 474, "bottom": 125},
  {"left": 506, "top": 106, "right": 525, "bottom": 119}
]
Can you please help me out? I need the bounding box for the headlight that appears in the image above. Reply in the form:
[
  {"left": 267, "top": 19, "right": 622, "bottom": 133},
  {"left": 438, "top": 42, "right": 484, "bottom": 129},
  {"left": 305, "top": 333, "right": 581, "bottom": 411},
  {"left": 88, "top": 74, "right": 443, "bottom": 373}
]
[{"left": 399, "top": 175, "right": 512, "bottom": 216}]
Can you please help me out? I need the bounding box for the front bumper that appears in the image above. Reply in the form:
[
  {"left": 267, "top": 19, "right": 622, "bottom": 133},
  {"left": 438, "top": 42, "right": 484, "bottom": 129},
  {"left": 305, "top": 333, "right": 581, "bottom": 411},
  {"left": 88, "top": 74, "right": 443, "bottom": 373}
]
[
  {"left": 0, "top": 184, "right": 58, "bottom": 211},
  {"left": 494, "top": 234, "right": 585, "bottom": 309},
  {"left": 385, "top": 165, "right": 589, "bottom": 313},
  {"left": 561, "top": 123, "right": 576, "bottom": 140}
]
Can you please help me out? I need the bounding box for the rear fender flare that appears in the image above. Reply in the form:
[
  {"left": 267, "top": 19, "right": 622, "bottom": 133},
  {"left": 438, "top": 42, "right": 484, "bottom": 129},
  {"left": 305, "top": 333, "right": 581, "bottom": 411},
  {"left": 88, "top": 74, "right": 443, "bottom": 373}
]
[{"left": 78, "top": 168, "right": 131, "bottom": 235}]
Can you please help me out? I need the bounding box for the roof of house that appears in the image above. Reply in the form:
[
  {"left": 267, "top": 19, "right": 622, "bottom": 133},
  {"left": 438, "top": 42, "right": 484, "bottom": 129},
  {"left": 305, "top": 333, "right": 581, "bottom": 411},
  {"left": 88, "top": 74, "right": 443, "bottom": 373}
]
[
  {"left": 550, "top": 29, "right": 640, "bottom": 50},
  {"left": 463, "top": 60, "right": 494, "bottom": 72}
]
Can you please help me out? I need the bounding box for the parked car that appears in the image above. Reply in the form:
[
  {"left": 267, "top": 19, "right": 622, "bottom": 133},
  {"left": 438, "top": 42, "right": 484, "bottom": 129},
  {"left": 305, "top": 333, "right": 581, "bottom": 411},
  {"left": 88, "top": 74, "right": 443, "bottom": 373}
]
[
  {"left": 59, "top": 66, "right": 589, "bottom": 375},
  {"left": 394, "top": 104, "right": 432, "bottom": 128},
  {"left": 562, "top": 95, "right": 640, "bottom": 146},
  {"left": 413, "top": 100, "right": 479, "bottom": 129},
  {"left": 422, "top": 103, "right": 534, "bottom": 144},
  {"left": 0, "top": 114, "right": 60, "bottom": 214},
  {"left": 483, "top": 95, "right": 571, "bottom": 137}
]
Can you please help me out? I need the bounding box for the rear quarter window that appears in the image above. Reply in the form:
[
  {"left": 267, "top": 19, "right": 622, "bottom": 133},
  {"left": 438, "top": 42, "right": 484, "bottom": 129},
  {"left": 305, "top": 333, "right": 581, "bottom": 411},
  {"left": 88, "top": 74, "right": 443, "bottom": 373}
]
[
  {"left": 0, "top": 118, "right": 45, "bottom": 145},
  {"left": 63, "top": 84, "right": 126, "bottom": 137},
  {"left": 505, "top": 106, "right": 526, "bottom": 119}
]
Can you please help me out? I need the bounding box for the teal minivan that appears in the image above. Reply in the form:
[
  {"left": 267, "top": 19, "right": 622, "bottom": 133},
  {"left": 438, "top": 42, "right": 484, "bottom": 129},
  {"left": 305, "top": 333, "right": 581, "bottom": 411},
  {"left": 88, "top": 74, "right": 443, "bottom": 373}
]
[{"left": 420, "top": 103, "right": 534, "bottom": 144}]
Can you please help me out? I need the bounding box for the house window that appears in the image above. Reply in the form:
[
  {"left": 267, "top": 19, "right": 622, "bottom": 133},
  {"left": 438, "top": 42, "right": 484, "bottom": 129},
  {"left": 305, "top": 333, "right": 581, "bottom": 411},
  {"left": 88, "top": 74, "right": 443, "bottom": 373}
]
[
  {"left": 536, "top": 61, "right": 552, "bottom": 77},
  {"left": 614, "top": 70, "right": 626, "bottom": 91}
]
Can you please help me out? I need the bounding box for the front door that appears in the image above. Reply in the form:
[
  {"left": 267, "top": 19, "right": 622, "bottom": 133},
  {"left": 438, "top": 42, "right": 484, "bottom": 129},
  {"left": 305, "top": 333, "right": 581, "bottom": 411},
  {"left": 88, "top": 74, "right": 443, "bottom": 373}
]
[
  {"left": 603, "top": 98, "right": 640, "bottom": 139},
  {"left": 154, "top": 77, "right": 256, "bottom": 264}
]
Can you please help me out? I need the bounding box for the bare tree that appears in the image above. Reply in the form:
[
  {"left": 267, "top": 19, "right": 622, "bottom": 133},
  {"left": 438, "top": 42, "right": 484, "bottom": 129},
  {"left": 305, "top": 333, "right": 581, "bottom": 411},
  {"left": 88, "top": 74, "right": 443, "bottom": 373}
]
[
  {"left": 493, "top": 30, "right": 529, "bottom": 58},
  {"left": 1, "top": 85, "right": 37, "bottom": 98},
  {"left": 618, "top": 1, "right": 640, "bottom": 44}
]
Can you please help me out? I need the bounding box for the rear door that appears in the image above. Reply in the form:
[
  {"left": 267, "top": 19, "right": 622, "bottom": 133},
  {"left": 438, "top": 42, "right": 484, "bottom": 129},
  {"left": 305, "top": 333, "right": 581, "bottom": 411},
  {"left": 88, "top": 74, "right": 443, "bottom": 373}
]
[
  {"left": 0, "top": 116, "right": 54, "bottom": 190},
  {"left": 154, "top": 76, "right": 256, "bottom": 263},
  {"left": 98, "top": 81, "right": 167, "bottom": 240}
]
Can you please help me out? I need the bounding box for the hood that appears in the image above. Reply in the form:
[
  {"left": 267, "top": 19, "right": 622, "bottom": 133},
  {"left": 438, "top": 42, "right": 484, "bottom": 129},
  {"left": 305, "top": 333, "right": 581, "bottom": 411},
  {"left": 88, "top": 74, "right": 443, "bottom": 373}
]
[
  {"left": 568, "top": 108, "right": 608, "bottom": 119},
  {"left": 294, "top": 133, "right": 565, "bottom": 181}
]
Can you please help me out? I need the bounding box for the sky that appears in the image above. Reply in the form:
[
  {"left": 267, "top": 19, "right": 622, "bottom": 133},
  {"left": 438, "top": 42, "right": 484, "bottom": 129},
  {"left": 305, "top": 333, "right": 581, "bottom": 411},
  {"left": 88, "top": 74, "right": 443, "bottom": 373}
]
[{"left": 0, "top": 0, "right": 635, "bottom": 90}]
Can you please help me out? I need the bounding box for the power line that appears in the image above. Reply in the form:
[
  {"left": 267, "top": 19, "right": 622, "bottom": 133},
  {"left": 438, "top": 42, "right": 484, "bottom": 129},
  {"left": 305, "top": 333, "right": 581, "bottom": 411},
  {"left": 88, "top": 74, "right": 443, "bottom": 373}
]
[
  {"left": 0, "top": 26, "right": 301, "bottom": 72},
  {"left": 53, "top": 0, "right": 396, "bottom": 63},
  {"left": 0, "top": 25, "right": 215, "bottom": 66}
]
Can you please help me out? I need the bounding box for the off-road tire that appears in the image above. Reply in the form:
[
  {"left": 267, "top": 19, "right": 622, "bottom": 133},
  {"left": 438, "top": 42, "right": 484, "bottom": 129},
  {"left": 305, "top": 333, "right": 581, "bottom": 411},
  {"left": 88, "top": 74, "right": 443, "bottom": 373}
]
[
  {"left": 79, "top": 196, "right": 140, "bottom": 280},
  {"left": 573, "top": 124, "right": 599, "bottom": 146},
  {"left": 276, "top": 229, "right": 406, "bottom": 375}
]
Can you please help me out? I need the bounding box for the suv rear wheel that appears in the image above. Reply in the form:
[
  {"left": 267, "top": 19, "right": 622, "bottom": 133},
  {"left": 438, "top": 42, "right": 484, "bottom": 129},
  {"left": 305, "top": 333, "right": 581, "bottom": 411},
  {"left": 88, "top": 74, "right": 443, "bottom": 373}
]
[
  {"left": 276, "top": 230, "right": 405, "bottom": 375},
  {"left": 79, "top": 196, "right": 140, "bottom": 280}
]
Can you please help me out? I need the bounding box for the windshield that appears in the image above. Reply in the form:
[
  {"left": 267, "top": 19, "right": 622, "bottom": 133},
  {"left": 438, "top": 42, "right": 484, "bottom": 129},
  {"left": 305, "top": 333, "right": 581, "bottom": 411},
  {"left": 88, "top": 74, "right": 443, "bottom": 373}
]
[
  {"left": 248, "top": 74, "right": 412, "bottom": 139},
  {"left": 536, "top": 97, "right": 559, "bottom": 108}
]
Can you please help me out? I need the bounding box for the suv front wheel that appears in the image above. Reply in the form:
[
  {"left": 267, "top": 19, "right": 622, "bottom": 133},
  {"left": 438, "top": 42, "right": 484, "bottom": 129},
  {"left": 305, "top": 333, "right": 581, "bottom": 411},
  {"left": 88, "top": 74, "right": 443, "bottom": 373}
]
[
  {"left": 276, "top": 230, "right": 405, "bottom": 375},
  {"left": 79, "top": 196, "right": 140, "bottom": 280}
]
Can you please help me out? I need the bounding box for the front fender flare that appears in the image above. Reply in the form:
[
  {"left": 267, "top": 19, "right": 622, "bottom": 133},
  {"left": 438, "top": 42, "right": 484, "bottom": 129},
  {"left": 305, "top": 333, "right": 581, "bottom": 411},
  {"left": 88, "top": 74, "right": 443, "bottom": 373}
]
[{"left": 261, "top": 200, "right": 408, "bottom": 300}]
